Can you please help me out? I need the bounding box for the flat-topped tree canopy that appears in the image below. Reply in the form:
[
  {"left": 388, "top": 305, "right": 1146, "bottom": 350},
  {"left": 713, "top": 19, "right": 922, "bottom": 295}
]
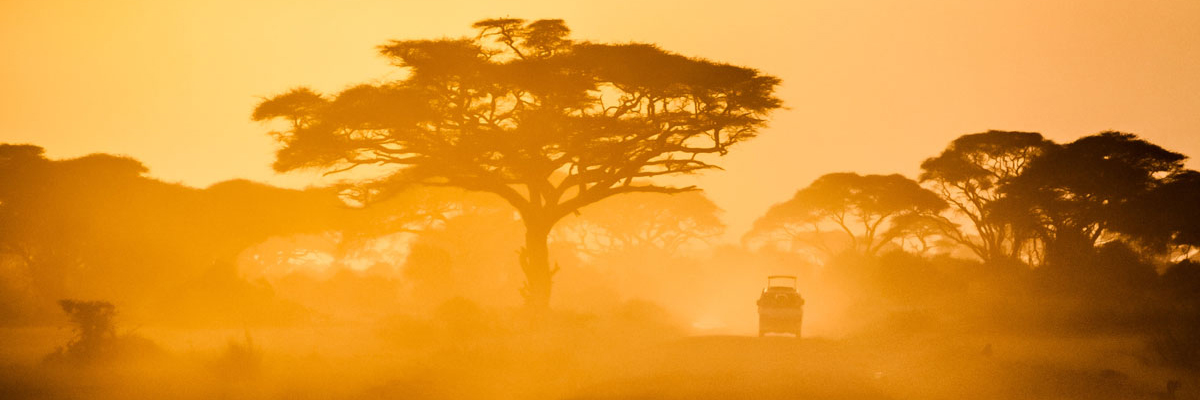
[
  {"left": 254, "top": 18, "right": 782, "bottom": 307},
  {"left": 747, "top": 173, "right": 947, "bottom": 259},
  {"left": 999, "top": 131, "right": 1188, "bottom": 265}
]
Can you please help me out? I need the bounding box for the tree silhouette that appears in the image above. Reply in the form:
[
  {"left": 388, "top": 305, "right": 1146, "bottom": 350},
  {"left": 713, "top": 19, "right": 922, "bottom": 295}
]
[
  {"left": 252, "top": 18, "right": 782, "bottom": 307},
  {"left": 919, "top": 130, "right": 1054, "bottom": 262},
  {"left": 748, "top": 173, "right": 946, "bottom": 259},
  {"left": 883, "top": 213, "right": 958, "bottom": 256},
  {"left": 555, "top": 191, "right": 724, "bottom": 257},
  {"left": 0, "top": 144, "right": 389, "bottom": 324},
  {"left": 0, "top": 145, "right": 154, "bottom": 300},
  {"left": 1114, "top": 169, "right": 1200, "bottom": 261},
  {"left": 53, "top": 299, "right": 116, "bottom": 361},
  {"left": 1000, "top": 131, "right": 1186, "bottom": 265}
]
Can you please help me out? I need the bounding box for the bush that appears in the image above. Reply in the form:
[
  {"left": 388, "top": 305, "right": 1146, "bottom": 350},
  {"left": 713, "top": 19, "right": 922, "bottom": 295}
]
[{"left": 45, "top": 299, "right": 160, "bottom": 364}]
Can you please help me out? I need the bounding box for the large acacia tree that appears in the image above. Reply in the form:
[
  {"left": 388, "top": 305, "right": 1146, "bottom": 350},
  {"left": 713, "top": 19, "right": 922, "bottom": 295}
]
[{"left": 252, "top": 18, "right": 782, "bottom": 307}]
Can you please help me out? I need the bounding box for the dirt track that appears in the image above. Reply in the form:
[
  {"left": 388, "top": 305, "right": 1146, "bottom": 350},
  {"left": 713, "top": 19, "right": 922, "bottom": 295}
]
[
  {"left": 564, "top": 334, "right": 1185, "bottom": 400},
  {"left": 568, "top": 335, "right": 891, "bottom": 399}
]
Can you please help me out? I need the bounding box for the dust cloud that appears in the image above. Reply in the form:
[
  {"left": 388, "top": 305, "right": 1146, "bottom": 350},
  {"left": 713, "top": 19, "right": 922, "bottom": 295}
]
[{"left": 3, "top": 15, "right": 1200, "bottom": 400}]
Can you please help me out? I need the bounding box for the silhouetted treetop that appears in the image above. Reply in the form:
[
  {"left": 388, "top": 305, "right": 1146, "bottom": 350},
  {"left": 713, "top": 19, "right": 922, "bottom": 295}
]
[
  {"left": 556, "top": 191, "right": 725, "bottom": 256},
  {"left": 749, "top": 173, "right": 946, "bottom": 258},
  {"left": 472, "top": 18, "right": 570, "bottom": 58},
  {"left": 920, "top": 130, "right": 1052, "bottom": 188},
  {"left": 256, "top": 20, "right": 782, "bottom": 201},
  {"left": 0, "top": 144, "right": 46, "bottom": 164},
  {"left": 1114, "top": 169, "right": 1200, "bottom": 251},
  {"left": 1006, "top": 131, "right": 1184, "bottom": 216},
  {"left": 789, "top": 173, "right": 946, "bottom": 218},
  {"left": 251, "top": 87, "right": 325, "bottom": 126},
  {"left": 1002, "top": 131, "right": 1187, "bottom": 262},
  {"left": 253, "top": 18, "right": 783, "bottom": 307},
  {"left": 919, "top": 130, "right": 1054, "bottom": 262}
]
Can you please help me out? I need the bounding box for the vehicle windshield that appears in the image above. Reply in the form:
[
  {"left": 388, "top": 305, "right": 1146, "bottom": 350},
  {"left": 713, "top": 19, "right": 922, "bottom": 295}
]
[{"left": 767, "top": 276, "right": 796, "bottom": 288}]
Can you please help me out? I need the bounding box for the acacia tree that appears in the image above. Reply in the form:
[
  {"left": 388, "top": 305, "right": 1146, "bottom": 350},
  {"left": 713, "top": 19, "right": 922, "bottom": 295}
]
[
  {"left": 919, "top": 130, "right": 1054, "bottom": 263},
  {"left": 746, "top": 173, "right": 946, "bottom": 259},
  {"left": 252, "top": 18, "right": 782, "bottom": 307},
  {"left": 554, "top": 191, "right": 724, "bottom": 257},
  {"left": 1000, "top": 131, "right": 1186, "bottom": 265},
  {"left": 883, "top": 213, "right": 958, "bottom": 256}
]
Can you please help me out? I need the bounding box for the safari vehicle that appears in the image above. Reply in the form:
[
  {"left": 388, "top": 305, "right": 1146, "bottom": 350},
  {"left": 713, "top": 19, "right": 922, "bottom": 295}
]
[{"left": 757, "top": 275, "right": 805, "bottom": 337}]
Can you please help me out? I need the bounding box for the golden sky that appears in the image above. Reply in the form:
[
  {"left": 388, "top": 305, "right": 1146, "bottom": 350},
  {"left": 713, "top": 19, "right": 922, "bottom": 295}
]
[{"left": 2, "top": 0, "right": 1198, "bottom": 236}]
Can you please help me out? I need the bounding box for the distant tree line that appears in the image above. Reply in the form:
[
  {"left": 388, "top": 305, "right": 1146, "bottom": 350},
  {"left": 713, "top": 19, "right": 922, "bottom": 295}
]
[
  {"left": 0, "top": 142, "right": 728, "bottom": 324},
  {"left": 749, "top": 130, "right": 1200, "bottom": 268}
]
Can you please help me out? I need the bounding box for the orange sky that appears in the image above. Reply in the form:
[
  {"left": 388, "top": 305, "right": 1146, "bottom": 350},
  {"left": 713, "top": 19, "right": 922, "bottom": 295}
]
[{"left": 2, "top": 0, "right": 1199, "bottom": 237}]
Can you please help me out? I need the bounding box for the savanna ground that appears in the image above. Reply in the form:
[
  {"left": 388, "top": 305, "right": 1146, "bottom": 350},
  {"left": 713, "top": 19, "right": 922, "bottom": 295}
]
[
  {"left": 2, "top": 253, "right": 1196, "bottom": 400},
  {"left": 0, "top": 317, "right": 1188, "bottom": 400}
]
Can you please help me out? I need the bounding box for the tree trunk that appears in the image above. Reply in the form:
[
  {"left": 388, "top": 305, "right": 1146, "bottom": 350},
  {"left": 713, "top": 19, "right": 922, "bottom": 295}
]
[{"left": 521, "top": 220, "right": 554, "bottom": 309}]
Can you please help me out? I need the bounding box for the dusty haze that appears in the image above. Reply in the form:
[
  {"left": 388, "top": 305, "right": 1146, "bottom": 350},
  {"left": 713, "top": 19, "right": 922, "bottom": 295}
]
[{"left": 2, "top": 3, "right": 1200, "bottom": 400}]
